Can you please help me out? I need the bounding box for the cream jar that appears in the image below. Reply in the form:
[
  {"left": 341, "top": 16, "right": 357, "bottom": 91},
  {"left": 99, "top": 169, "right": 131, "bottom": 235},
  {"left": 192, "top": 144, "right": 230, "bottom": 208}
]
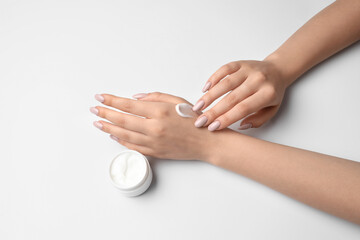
[{"left": 109, "top": 150, "right": 152, "bottom": 197}]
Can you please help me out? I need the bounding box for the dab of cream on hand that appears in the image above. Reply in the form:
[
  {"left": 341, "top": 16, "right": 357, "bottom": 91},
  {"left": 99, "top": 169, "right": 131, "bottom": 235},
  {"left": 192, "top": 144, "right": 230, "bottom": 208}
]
[
  {"left": 109, "top": 150, "right": 152, "bottom": 197},
  {"left": 175, "top": 103, "right": 199, "bottom": 118}
]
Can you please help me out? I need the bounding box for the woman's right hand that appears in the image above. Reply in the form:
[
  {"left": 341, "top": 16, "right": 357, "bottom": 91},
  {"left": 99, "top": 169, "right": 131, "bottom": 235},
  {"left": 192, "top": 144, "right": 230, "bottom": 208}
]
[{"left": 192, "top": 60, "right": 289, "bottom": 131}]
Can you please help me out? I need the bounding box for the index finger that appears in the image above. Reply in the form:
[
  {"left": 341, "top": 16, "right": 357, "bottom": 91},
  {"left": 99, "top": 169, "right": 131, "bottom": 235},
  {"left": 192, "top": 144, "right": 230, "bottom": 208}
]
[
  {"left": 207, "top": 62, "right": 241, "bottom": 89},
  {"left": 96, "top": 93, "right": 157, "bottom": 118}
]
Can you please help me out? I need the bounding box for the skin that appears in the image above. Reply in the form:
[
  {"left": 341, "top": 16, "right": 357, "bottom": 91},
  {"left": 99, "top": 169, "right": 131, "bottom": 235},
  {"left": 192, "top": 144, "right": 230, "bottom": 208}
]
[
  {"left": 90, "top": 92, "right": 360, "bottom": 225},
  {"left": 89, "top": 0, "right": 360, "bottom": 224},
  {"left": 193, "top": 0, "right": 360, "bottom": 131},
  {"left": 91, "top": 92, "right": 210, "bottom": 160}
]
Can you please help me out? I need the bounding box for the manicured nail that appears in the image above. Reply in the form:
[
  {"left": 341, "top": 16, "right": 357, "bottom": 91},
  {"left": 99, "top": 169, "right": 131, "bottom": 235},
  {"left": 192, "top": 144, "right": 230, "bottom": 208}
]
[
  {"left": 192, "top": 100, "right": 205, "bottom": 111},
  {"left": 132, "top": 93, "right": 148, "bottom": 99},
  {"left": 110, "top": 135, "right": 119, "bottom": 141},
  {"left": 208, "top": 120, "right": 220, "bottom": 131},
  {"left": 202, "top": 82, "right": 211, "bottom": 92},
  {"left": 90, "top": 107, "right": 99, "bottom": 116},
  {"left": 238, "top": 123, "right": 252, "bottom": 130},
  {"left": 95, "top": 94, "right": 104, "bottom": 103},
  {"left": 194, "top": 115, "right": 208, "bottom": 127},
  {"left": 93, "top": 121, "right": 103, "bottom": 130}
]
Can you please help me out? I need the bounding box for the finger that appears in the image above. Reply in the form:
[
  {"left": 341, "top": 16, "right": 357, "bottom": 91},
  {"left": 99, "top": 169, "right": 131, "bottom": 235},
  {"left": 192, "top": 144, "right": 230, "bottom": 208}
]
[
  {"left": 197, "top": 70, "right": 247, "bottom": 110},
  {"left": 195, "top": 80, "right": 255, "bottom": 128},
  {"left": 133, "top": 92, "right": 189, "bottom": 105},
  {"left": 113, "top": 137, "right": 154, "bottom": 157},
  {"left": 209, "top": 90, "right": 272, "bottom": 131},
  {"left": 97, "top": 93, "right": 157, "bottom": 118},
  {"left": 206, "top": 61, "right": 241, "bottom": 91},
  {"left": 94, "top": 120, "right": 149, "bottom": 145},
  {"left": 91, "top": 106, "right": 149, "bottom": 134},
  {"left": 240, "top": 106, "right": 279, "bottom": 129}
]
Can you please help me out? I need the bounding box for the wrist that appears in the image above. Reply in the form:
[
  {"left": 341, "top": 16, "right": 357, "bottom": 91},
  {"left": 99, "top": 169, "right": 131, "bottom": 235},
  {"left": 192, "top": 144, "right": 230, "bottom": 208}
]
[
  {"left": 197, "top": 129, "right": 235, "bottom": 166},
  {"left": 196, "top": 130, "right": 218, "bottom": 164},
  {"left": 264, "top": 52, "right": 302, "bottom": 88}
]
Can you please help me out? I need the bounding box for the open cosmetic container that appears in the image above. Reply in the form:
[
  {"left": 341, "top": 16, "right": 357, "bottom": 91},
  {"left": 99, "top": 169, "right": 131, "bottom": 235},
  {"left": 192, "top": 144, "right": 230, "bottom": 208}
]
[{"left": 109, "top": 150, "right": 152, "bottom": 197}]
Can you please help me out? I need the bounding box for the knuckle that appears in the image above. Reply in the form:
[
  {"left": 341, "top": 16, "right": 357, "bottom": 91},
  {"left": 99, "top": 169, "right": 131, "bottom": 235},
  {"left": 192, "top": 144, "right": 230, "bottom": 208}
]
[
  {"left": 116, "top": 117, "right": 126, "bottom": 127},
  {"left": 253, "top": 71, "right": 266, "bottom": 84},
  {"left": 121, "top": 100, "right": 133, "bottom": 111},
  {"left": 202, "top": 93, "right": 212, "bottom": 103},
  {"left": 237, "top": 102, "right": 250, "bottom": 115},
  {"left": 240, "top": 82, "right": 252, "bottom": 93},
  {"left": 221, "top": 64, "right": 232, "bottom": 72},
  {"left": 264, "top": 86, "right": 277, "bottom": 101},
  {"left": 152, "top": 124, "right": 166, "bottom": 137},
  {"left": 227, "top": 61, "right": 239, "bottom": 69},
  {"left": 156, "top": 107, "right": 170, "bottom": 117},
  {"left": 106, "top": 94, "right": 117, "bottom": 107},
  {"left": 222, "top": 77, "right": 234, "bottom": 88},
  {"left": 224, "top": 93, "right": 238, "bottom": 105},
  {"left": 219, "top": 114, "right": 231, "bottom": 125},
  {"left": 205, "top": 109, "right": 218, "bottom": 120},
  {"left": 240, "top": 62, "right": 249, "bottom": 70},
  {"left": 120, "top": 131, "right": 130, "bottom": 141}
]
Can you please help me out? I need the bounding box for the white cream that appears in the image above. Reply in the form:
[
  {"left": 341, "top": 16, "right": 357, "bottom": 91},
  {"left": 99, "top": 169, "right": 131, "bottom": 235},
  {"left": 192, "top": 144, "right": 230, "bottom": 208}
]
[
  {"left": 175, "top": 103, "right": 199, "bottom": 118},
  {"left": 110, "top": 152, "right": 147, "bottom": 188},
  {"left": 109, "top": 150, "right": 152, "bottom": 197}
]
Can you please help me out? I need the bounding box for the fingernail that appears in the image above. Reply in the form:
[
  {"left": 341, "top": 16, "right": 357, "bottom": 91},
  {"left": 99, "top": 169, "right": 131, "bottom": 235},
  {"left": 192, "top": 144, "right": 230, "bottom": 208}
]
[
  {"left": 95, "top": 94, "right": 104, "bottom": 103},
  {"left": 202, "top": 82, "right": 211, "bottom": 92},
  {"left": 93, "top": 121, "right": 103, "bottom": 130},
  {"left": 208, "top": 120, "right": 220, "bottom": 131},
  {"left": 132, "top": 93, "right": 148, "bottom": 99},
  {"left": 192, "top": 100, "right": 205, "bottom": 111},
  {"left": 89, "top": 107, "right": 99, "bottom": 116},
  {"left": 238, "top": 123, "right": 252, "bottom": 130},
  {"left": 110, "top": 135, "right": 119, "bottom": 141},
  {"left": 194, "top": 115, "right": 208, "bottom": 127}
]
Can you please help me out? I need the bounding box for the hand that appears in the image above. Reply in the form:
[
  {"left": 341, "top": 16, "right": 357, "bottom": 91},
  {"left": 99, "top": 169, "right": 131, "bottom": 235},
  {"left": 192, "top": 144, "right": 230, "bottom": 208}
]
[
  {"left": 192, "top": 60, "right": 287, "bottom": 131},
  {"left": 90, "top": 92, "right": 217, "bottom": 161}
]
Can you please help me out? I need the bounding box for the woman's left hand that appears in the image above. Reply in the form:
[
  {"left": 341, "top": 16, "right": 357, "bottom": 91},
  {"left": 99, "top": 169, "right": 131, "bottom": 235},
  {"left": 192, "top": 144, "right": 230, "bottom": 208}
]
[{"left": 90, "top": 92, "right": 217, "bottom": 161}]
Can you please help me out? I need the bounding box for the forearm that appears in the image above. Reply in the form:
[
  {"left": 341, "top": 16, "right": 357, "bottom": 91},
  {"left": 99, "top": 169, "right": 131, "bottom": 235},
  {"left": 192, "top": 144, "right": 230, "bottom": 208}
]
[
  {"left": 204, "top": 130, "right": 360, "bottom": 224},
  {"left": 264, "top": 0, "right": 360, "bottom": 86}
]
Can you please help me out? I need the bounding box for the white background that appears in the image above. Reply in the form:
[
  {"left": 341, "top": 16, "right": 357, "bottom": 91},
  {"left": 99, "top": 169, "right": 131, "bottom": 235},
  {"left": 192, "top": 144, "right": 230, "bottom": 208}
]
[{"left": 1, "top": 0, "right": 360, "bottom": 239}]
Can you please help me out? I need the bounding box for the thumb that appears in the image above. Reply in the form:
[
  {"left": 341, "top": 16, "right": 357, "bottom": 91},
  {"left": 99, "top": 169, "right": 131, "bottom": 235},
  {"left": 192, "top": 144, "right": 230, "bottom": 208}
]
[
  {"left": 239, "top": 106, "right": 278, "bottom": 129},
  {"left": 132, "top": 92, "right": 190, "bottom": 105}
]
